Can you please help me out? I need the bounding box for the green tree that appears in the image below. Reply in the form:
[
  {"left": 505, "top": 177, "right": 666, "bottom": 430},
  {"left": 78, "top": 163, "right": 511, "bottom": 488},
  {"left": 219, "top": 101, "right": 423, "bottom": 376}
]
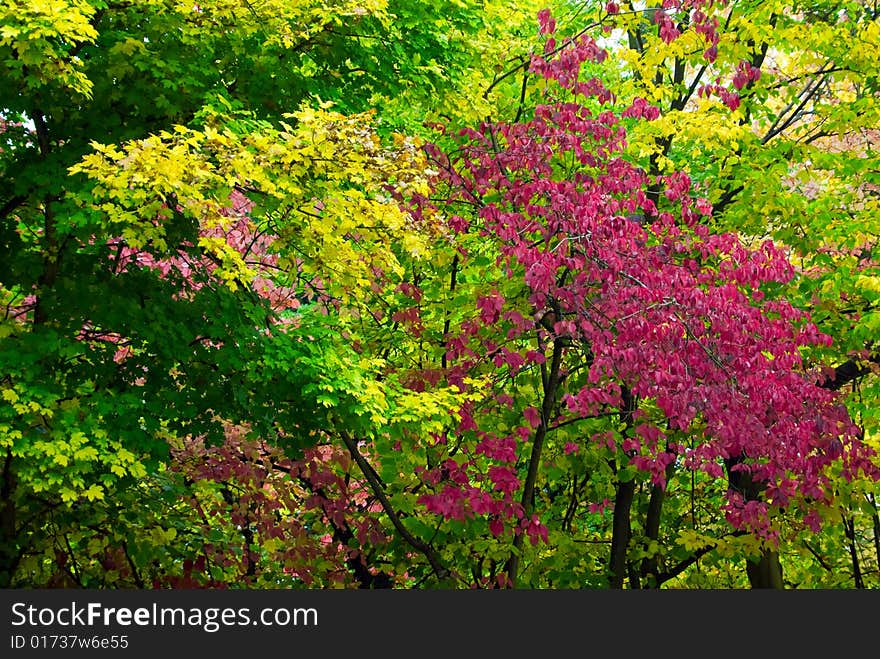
[{"left": 1, "top": 0, "right": 527, "bottom": 587}]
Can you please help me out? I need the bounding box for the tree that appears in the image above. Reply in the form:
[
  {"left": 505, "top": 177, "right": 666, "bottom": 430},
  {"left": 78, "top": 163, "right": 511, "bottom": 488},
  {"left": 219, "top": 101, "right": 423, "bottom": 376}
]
[
  {"left": 383, "top": 10, "right": 878, "bottom": 588},
  {"left": 534, "top": 0, "right": 880, "bottom": 588}
]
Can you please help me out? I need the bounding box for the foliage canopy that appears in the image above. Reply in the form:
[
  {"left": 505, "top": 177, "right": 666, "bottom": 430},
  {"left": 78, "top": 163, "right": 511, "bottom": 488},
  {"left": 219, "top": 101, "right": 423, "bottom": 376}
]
[{"left": 1, "top": 0, "right": 878, "bottom": 589}]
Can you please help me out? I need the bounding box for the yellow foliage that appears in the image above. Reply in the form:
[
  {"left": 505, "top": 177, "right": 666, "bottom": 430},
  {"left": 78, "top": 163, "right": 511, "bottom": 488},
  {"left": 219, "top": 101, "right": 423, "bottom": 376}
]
[
  {"left": 0, "top": 0, "right": 98, "bottom": 95},
  {"left": 172, "top": 0, "right": 388, "bottom": 46},
  {"left": 69, "top": 103, "right": 436, "bottom": 310}
]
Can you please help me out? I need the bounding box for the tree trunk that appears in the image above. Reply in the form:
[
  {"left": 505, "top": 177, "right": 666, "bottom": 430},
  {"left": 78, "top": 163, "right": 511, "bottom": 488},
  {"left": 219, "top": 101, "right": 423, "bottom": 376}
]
[
  {"left": 869, "top": 494, "right": 880, "bottom": 580},
  {"left": 843, "top": 515, "right": 864, "bottom": 589},
  {"left": 506, "top": 339, "right": 564, "bottom": 587},
  {"left": 746, "top": 551, "right": 784, "bottom": 589},
  {"left": 609, "top": 479, "right": 635, "bottom": 589},
  {"left": 0, "top": 449, "right": 18, "bottom": 587},
  {"left": 609, "top": 386, "right": 637, "bottom": 589},
  {"left": 726, "top": 455, "right": 784, "bottom": 589},
  {"left": 640, "top": 458, "right": 676, "bottom": 587}
]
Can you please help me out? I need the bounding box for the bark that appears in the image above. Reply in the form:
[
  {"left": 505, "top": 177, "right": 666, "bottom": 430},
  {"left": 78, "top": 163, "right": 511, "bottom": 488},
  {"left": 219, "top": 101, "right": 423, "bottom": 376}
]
[
  {"left": 726, "top": 456, "right": 784, "bottom": 588},
  {"left": 843, "top": 516, "right": 864, "bottom": 589},
  {"left": 0, "top": 448, "right": 18, "bottom": 587},
  {"left": 506, "top": 339, "right": 564, "bottom": 587},
  {"left": 869, "top": 494, "right": 880, "bottom": 580},
  {"left": 609, "top": 386, "right": 637, "bottom": 589},
  {"left": 640, "top": 459, "right": 676, "bottom": 587},
  {"left": 819, "top": 352, "right": 879, "bottom": 391},
  {"left": 746, "top": 552, "right": 784, "bottom": 589},
  {"left": 609, "top": 479, "right": 636, "bottom": 589}
]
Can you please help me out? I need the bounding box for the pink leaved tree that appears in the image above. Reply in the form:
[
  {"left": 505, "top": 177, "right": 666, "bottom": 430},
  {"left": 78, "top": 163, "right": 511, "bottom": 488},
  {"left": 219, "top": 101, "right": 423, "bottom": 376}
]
[{"left": 412, "top": 8, "right": 879, "bottom": 588}]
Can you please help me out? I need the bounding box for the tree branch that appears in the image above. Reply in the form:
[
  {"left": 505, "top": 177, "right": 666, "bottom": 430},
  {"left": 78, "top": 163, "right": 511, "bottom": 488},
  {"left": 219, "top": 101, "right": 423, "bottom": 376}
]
[
  {"left": 818, "top": 351, "right": 879, "bottom": 391},
  {"left": 505, "top": 336, "right": 565, "bottom": 587},
  {"left": 338, "top": 431, "right": 453, "bottom": 584}
]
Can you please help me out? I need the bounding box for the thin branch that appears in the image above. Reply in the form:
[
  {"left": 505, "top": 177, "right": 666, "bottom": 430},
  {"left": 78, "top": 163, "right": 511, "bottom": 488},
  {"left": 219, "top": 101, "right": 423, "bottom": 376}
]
[
  {"left": 506, "top": 337, "right": 565, "bottom": 587},
  {"left": 802, "top": 540, "right": 833, "bottom": 572},
  {"left": 0, "top": 195, "right": 26, "bottom": 220},
  {"left": 121, "top": 540, "right": 146, "bottom": 588},
  {"left": 761, "top": 62, "right": 836, "bottom": 145},
  {"left": 482, "top": 21, "right": 601, "bottom": 100},
  {"left": 338, "top": 431, "right": 454, "bottom": 583}
]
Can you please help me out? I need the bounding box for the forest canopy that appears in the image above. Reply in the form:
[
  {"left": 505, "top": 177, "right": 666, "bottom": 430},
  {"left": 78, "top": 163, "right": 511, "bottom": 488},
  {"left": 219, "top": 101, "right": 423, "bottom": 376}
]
[{"left": 1, "top": 0, "right": 878, "bottom": 589}]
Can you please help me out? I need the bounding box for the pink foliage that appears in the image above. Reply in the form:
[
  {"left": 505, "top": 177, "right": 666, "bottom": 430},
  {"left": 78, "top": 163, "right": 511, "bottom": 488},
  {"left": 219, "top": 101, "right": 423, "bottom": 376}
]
[
  {"left": 415, "top": 9, "right": 879, "bottom": 541},
  {"left": 167, "top": 426, "right": 391, "bottom": 587}
]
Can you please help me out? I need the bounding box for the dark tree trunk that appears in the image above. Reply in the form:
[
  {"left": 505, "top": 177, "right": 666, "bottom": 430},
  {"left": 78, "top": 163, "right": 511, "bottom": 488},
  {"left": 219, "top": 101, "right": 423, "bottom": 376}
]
[
  {"left": 0, "top": 449, "right": 18, "bottom": 587},
  {"left": 609, "top": 479, "right": 636, "bottom": 589},
  {"left": 609, "top": 386, "right": 637, "bottom": 589},
  {"left": 726, "top": 455, "right": 784, "bottom": 589},
  {"left": 640, "top": 458, "right": 676, "bottom": 588},
  {"left": 746, "top": 551, "right": 784, "bottom": 589},
  {"left": 844, "top": 515, "right": 864, "bottom": 589}
]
